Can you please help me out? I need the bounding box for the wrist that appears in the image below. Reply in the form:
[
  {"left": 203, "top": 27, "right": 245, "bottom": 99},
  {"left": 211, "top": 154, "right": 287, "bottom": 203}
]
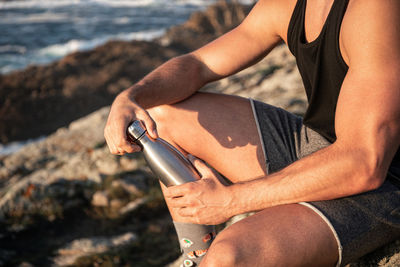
[
  {"left": 117, "top": 87, "right": 137, "bottom": 102},
  {"left": 228, "top": 182, "right": 250, "bottom": 216}
]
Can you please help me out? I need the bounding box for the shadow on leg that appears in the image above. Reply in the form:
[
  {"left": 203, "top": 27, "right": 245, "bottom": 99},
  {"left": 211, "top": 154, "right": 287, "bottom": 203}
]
[{"left": 147, "top": 92, "right": 267, "bottom": 184}]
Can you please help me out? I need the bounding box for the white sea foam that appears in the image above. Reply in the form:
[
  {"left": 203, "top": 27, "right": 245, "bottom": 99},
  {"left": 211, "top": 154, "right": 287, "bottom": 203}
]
[
  {"left": 112, "top": 17, "right": 131, "bottom": 25},
  {"left": 0, "top": 12, "right": 72, "bottom": 24},
  {"left": 0, "top": 0, "right": 217, "bottom": 9},
  {"left": 0, "top": 12, "right": 69, "bottom": 24},
  {"left": 0, "top": 0, "right": 81, "bottom": 9},
  {"left": 89, "top": 0, "right": 218, "bottom": 8},
  {"left": 0, "top": 45, "right": 27, "bottom": 54},
  {"left": 38, "top": 29, "right": 166, "bottom": 57}
]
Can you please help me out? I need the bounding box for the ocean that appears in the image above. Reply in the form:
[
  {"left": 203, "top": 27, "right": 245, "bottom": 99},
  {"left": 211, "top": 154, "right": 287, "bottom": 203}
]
[{"left": 0, "top": 0, "right": 222, "bottom": 74}]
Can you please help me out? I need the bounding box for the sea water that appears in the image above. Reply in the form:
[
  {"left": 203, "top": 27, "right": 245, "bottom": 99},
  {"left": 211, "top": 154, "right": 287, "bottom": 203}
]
[{"left": 0, "top": 0, "right": 220, "bottom": 74}]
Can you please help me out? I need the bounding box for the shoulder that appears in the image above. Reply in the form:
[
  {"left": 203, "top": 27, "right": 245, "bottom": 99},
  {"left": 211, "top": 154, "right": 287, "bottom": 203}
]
[
  {"left": 340, "top": 0, "right": 400, "bottom": 67},
  {"left": 241, "top": 0, "right": 298, "bottom": 43}
]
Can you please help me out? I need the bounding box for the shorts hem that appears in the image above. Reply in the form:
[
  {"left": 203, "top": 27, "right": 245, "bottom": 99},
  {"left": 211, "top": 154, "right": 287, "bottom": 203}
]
[
  {"left": 299, "top": 202, "right": 343, "bottom": 267},
  {"left": 249, "top": 98, "right": 269, "bottom": 174}
]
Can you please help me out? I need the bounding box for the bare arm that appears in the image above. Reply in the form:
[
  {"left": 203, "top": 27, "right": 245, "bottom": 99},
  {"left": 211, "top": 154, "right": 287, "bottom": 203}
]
[
  {"left": 104, "top": 0, "right": 287, "bottom": 154},
  {"left": 165, "top": 0, "right": 400, "bottom": 224}
]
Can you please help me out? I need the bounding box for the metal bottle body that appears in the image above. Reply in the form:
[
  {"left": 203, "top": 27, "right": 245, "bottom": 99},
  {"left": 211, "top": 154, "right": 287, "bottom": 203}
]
[{"left": 128, "top": 121, "right": 199, "bottom": 187}]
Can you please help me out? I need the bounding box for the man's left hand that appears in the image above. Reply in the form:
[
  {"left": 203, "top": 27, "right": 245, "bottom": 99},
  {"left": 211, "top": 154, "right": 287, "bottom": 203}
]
[{"left": 164, "top": 155, "right": 235, "bottom": 225}]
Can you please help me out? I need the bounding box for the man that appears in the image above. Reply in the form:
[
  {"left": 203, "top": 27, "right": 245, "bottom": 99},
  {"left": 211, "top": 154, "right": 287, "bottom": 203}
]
[{"left": 104, "top": 0, "right": 400, "bottom": 266}]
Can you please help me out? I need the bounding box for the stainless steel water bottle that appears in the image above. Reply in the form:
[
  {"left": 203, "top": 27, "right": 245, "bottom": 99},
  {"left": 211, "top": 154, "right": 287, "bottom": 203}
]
[{"left": 127, "top": 120, "right": 200, "bottom": 187}]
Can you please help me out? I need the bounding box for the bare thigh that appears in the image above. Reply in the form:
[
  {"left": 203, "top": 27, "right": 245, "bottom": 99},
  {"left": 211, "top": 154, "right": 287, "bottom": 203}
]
[
  {"left": 147, "top": 92, "right": 267, "bottom": 183},
  {"left": 201, "top": 204, "right": 339, "bottom": 267}
]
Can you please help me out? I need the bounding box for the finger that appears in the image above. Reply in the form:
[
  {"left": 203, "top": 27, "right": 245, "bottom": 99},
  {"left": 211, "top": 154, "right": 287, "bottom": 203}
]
[
  {"left": 114, "top": 132, "right": 140, "bottom": 154},
  {"left": 107, "top": 140, "right": 119, "bottom": 154},
  {"left": 104, "top": 131, "right": 121, "bottom": 155},
  {"left": 110, "top": 118, "right": 141, "bottom": 154},
  {"left": 177, "top": 207, "right": 195, "bottom": 217},
  {"left": 105, "top": 121, "right": 137, "bottom": 155},
  {"left": 141, "top": 110, "right": 158, "bottom": 139},
  {"left": 168, "top": 196, "right": 192, "bottom": 208},
  {"left": 163, "top": 184, "right": 190, "bottom": 199},
  {"left": 188, "top": 154, "right": 216, "bottom": 178},
  {"left": 121, "top": 131, "right": 142, "bottom": 153}
]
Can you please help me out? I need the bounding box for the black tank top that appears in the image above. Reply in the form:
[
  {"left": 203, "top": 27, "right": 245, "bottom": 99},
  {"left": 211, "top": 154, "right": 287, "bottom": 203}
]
[
  {"left": 287, "top": 0, "right": 349, "bottom": 143},
  {"left": 287, "top": 0, "right": 400, "bottom": 171}
]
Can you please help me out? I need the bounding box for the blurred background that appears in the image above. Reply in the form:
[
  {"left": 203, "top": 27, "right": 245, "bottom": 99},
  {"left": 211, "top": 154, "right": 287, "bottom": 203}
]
[
  {"left": 0, "top": 0, "right": 224, "bottom": 74},
  {"left": 0, "top": 1, "right": 259, "bottom": 266},
  {"left": 0, "top": 0, "right": 398, "bottom": 266}
]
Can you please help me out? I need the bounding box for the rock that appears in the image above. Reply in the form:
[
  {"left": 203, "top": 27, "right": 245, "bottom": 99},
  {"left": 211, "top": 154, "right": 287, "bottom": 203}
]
[
  {"left": 119, "top": 155, "right": 141, "bottom": 171},
  {"left": 0, "top": 40, "right": 178, "bottom": 144},
  {"left": 111, "top": 174, "right": 148, "bottom": 195},
  {"left": 159, "top": 1, "right": 251, "bottom": 52},
  {"left": 91, "top": 191, "right": 109, "bottom": 207},
  {"left": 110, "top": 199, "right": 124, "bottom": 209},
  {"left": 53, "top": 232, "right": 137, "bottom": 266},
  {"left": 119, "top": 197, "right": 149, "bottom": 215},
  {"left": 166, "top": 255, "right": 185, "bottom": 267},
  {"left": 0, "top": 2, "right": 252, "bottom": 145},
  {"left": 93, "top": 149, "right": 120, "bottom": 175},
  {"left": 0, "top": 249, "right": 16, "bottom": 264}
]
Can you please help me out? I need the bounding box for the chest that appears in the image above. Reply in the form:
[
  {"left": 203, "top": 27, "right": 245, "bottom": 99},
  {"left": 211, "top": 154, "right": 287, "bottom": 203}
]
[
  {"left": 302, "top": 0, "right": 349, "bottom": 65},
  {"left": 304, "top": 0, "right": 334, "bottom": 42}
]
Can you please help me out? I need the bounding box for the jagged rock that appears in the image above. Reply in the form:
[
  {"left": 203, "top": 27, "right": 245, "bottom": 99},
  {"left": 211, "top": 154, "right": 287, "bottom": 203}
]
[
  {"left": 0, "top": 1, "right": 252, "bottom": 144},
  {"left": 119, "top": 156, "right": 141, "bottom": 171},
  {"left": 93, "top": 148, "right": 120, "bottom": 175},
  {"left": 159, "top": 1, "right": 251, "bottom": 51},
  {"left": 111, "top": 174, "right": 148, "bottom": 195},
  {"left": 0, "top": 41, "right": 177, "bottom": 144},
  {"left": 18, "top": 262, "right": 34, "bottom": 267},
  {"left": 110, "top": 199, "right": 124, "bottom": 209},
  {"left": 91, "top": 191, "right": 109, "bottom": 207},
  {"left": 53, "top": 232, "right": 137, "bottom": 266},
  {"left": 119, "top": 197, "right": 149, "bottom": 215},
  {"left": 0, "top": 249, "right": 16, "bottom": 265}
]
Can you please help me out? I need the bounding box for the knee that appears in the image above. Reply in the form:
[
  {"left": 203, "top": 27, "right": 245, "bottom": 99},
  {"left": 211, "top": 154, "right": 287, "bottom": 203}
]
[
  {"left": 147, "top": 104, "right": 172, "bottom": 127},
  {"left": 201, "top": 220, "right": 288, "bottom": 267},
  {"left": 201, "top": 239, "right": 240, "bottom": 267},
  {"left": 146, "top": 104, "right": 177, "bottom": 139}
]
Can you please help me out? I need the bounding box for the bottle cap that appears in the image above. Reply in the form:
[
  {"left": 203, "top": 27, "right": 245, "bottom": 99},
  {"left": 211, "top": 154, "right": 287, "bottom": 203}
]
[{"left": 127, "top": 120, "right": 146, "bottom": 141}]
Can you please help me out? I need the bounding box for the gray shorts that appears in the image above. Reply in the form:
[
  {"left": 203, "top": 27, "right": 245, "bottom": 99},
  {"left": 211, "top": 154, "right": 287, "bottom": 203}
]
[{"left": 250, "top": 99, "right": 400, "bottom": 266}]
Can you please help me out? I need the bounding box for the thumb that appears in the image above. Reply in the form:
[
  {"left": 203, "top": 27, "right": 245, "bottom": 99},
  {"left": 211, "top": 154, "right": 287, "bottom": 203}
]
[{"left": 188, "top": 154, "right": 215, "bottom": 178}]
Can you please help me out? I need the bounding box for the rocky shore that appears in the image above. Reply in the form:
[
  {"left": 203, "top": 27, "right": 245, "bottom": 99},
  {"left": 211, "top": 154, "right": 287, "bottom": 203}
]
[
  {"left": 0, "top": 1, "right": 250, "bottom": 144},
  {"left": 0, "top": 1, "right": 399, "bottom": 266}
]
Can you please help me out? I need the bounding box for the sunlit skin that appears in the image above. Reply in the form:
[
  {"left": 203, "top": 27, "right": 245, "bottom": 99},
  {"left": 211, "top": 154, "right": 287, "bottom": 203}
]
[{"left": 104, "top": 0, "right": 400, "bottom": 266}]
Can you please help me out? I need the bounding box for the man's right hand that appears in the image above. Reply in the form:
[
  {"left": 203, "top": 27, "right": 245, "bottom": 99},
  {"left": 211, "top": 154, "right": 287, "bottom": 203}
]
[
  {"left": 104, "top": 0, "right": 286, "bottom": 156},
  {"left": 104, "top": 91, "right": 158, "bottom": 155}
]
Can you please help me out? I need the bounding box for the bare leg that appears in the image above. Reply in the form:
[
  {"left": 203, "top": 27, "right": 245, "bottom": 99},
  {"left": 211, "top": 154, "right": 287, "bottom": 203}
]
[
  {"left": 147, "top": 92, "right": 267, "bottom": 184},
  {"left": 200, "top": 204, "right": 339, "bottom": 267},
  {"left": 147, "top": 92, "right": 338, "bottom": 266}
]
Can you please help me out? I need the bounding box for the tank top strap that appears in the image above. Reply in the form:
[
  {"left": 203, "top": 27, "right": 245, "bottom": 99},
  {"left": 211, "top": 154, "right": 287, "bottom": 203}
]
[
  {"left": 328, "top": 0, "right": 350, "bottom": 69},
  {"left": 287, "top": 0, "right": 306, "bottom": 56}
]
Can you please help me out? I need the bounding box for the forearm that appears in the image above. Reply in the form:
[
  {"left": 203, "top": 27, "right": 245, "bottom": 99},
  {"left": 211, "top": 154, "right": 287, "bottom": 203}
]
[
  {"left": 230, "top": 142, "right": 387, "bottom": 215},
  {"left": 121, "top": 54, "right": 213, "bottom": 109}
]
